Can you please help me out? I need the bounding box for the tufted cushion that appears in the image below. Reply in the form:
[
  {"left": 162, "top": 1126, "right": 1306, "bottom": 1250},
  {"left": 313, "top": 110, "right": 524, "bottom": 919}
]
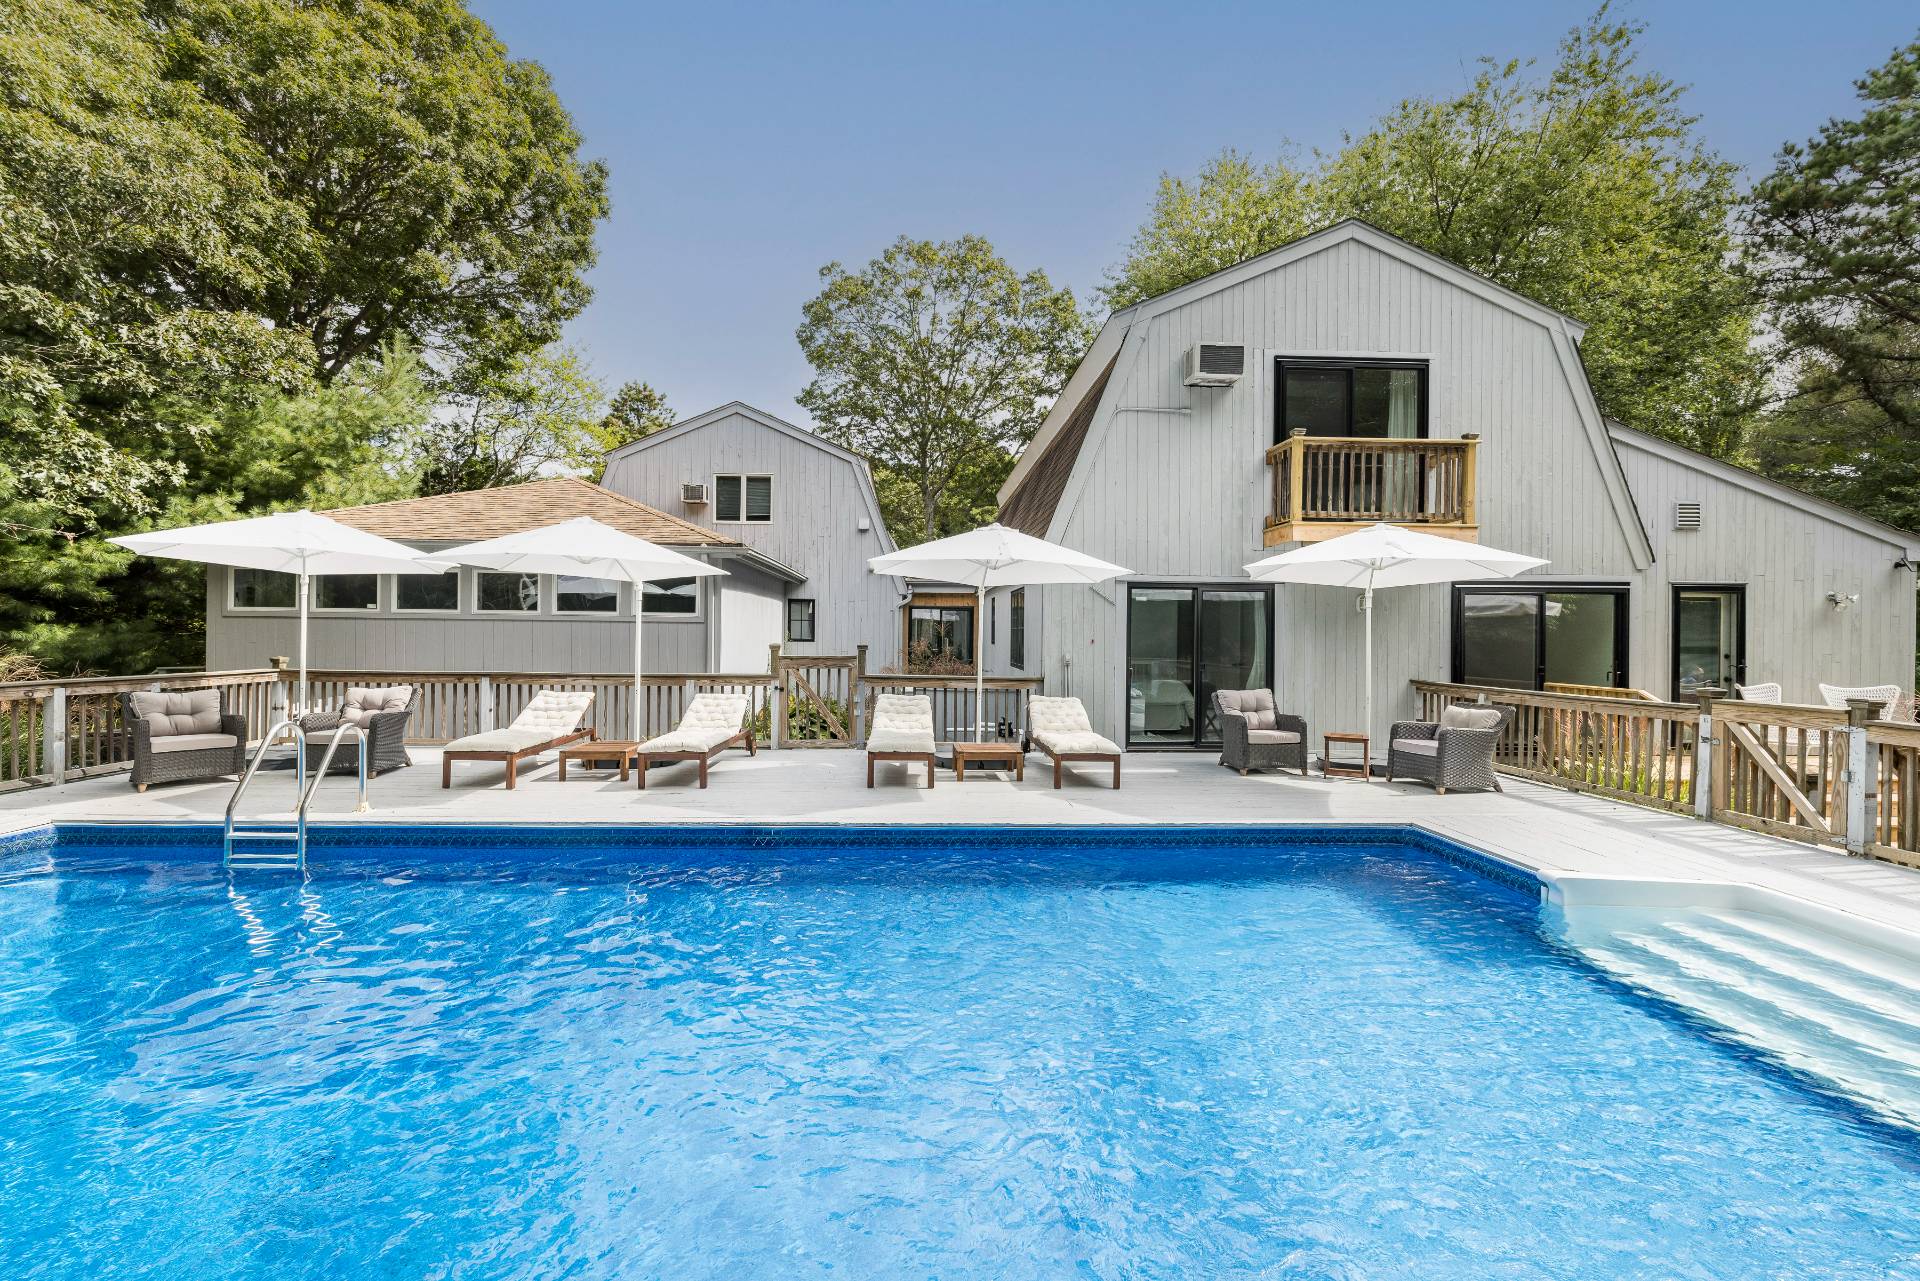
[
  {"left": 1028, "top": 696, "right": 1095, "bottom": 738},
  {"left": 150, "top": 732, "right": 238, "bottom": 754},
  {"left": 507, "top": 690, "right": 594, "bottom": 736},
  {"left": 340, "top": 685, "right": 411, "bottom": 727},
  {"left": 868, "top": 694, "right": 934, "bottom": 753},
  {"left": 130, "top": 689, "right": 222, "bottom": 737},
  {"left": 643, "top": 726, "right": 742, "bottom": 753},
  {"left": 1037, "top": 730, "right": 1121, "bottom": 755},
  {"left": 1216, "top": 688, "right": 1278, "bottom": 730},
  {"left": 641, "top": 692, "right": 748, "bottom": 753},
  {"left": 1246, "top": 729, "right": 1301, "bottom": 745},
  {"left": 1392, "top": 738, "right": 1440, "bottom": 756},
  {"left": 1440, "top": 705, "right": 1504, "bottom": 732}
]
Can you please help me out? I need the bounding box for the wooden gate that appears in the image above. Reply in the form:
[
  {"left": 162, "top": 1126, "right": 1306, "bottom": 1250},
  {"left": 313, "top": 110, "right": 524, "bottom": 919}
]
[{"left": 773, "top": 652, "right": 860, "bottom": 748}]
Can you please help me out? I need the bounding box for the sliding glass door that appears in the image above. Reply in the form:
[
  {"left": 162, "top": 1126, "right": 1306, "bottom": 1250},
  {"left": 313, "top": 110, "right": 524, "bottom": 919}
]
[
  {"left": 1453, "top": 586, "right": 1629, "bottom": 691},
  {"left": 1126, "top": 586, "right": 1273, "bottom": 747}
]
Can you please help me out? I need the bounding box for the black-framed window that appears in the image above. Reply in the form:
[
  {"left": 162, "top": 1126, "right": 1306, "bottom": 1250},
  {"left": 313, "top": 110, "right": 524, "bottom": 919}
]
[
  {"left": 1125, "top": 584, "right": 1274, "bottom": 748},
  {"left": 715, "top": 474, "right": 773, "bottom": 523},
  {"left": 556, "top": 574, "right": 620, "bottom": 614},
  {"left": 908, "top": 605, "right": 974, "bottom": 665},
  {"left": 1010, "top": 588, "right": 1026, "bottom": 671},
  {"left": 314, "top": 574, "right": 378, "bottom": 611},
  {"left": 1275, "top": 358, "right": 1428, "bottom": 444},
  {"left": 396, "top": 573, "right": 459, "bottom": 612},
  {"left": 642, "top": 577, "right": 699, "bottom": 617},
  {"left": 1452, "top": 585, "right": 1629, "bottom": 691},
  {"left": 478, "top": 571, "right": 540, "bottom": 613},
  {"left": 231, "top": 567, "right": 296, "bottom": 609},
  {"left": 1672, "top": 584, "right": 1746, "bottom": 700},
  {"left": 786, "top": 597, "right": 816, "bottom": 642}
]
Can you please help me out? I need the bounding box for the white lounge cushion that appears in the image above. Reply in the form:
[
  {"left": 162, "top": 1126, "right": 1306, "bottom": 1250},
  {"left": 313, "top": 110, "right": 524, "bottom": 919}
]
[
  {"left": 1439, "top": 704, "right": 1504, "bottom": 731},
  {"left": 1246, "top": 729, "right": 1301, "bottom": 745},
  {"left": 1028, "top": 697, "right": 1119, "bottom": 755},
  {"left": 444, "top": 689, "right": 591, "bottom": 753},
  {"left": 130, "top": 689, "right": 222, "bottom": 736},
  {"left": 641, "top": 692, "right": 748, "bottom": 754},
  {"left": 340, "top": 685, "right": 412, "bottom": 726},
  {"left": 868, "top": 694, "right": 934, "bottom": 753},
  {"left": 1035, "top": 730, "right": 1120, "bottom": 756},
  {"left": 444, "top": 727, "right": 567, "bottom": 754},
  {"left": 149, "top": 732, "right": 238, "bottom": 754},
  {"left": 1392, "top": 738, "right": 1440, "bottom": 757}
]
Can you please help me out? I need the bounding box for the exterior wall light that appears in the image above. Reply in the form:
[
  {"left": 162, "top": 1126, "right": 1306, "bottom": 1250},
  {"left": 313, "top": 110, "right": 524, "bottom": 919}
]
[{"left": 1826, "top": 592, "right": 1859, "bottom": 611}]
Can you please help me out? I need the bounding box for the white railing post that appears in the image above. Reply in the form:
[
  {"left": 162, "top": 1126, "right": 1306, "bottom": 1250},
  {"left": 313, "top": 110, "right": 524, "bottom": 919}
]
[
  {"left": 1693, "top": 690, "right": 1719, "bottom": 821},
  {"left": 43, "top": 685, "right": 67, "bottom": 787},
  {"left": 1843, "top": 699, "right": 1878, "bottom": 857},
  {"left": 478, "top": 675, "right": 495, "bottom": 733}
]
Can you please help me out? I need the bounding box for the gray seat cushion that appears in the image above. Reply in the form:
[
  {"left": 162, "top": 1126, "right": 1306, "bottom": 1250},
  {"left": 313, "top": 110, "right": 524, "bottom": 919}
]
[
  {"left": 1216, "top": 688, "right": 1278, "bottom": 730},
  {"left": 1246, "top": 729, "right": 1302, "bottom": 744},
  {"left": 129, "top": 689, "right": 222, "bottom": 737},
  {"left": 149, "top": 732, "right": 238, "bottom": 754},
  {"left": 340, "top": 685, "right": 412, "bottom": 726},
  {"left": 1439, "top": 705, "right": 1505, "bottom": 732},
  {"left": 1392, "top": 737, "right": 1440, "bottom": 756}
]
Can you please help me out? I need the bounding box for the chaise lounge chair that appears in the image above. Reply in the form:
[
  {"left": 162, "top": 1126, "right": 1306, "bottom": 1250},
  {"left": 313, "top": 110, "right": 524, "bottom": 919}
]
[
  {"left": 1385, "top": 703, "right": 1513, "bottom": 795},
  {"left": 1027, "top": 695, "right": 1121, "bottom": 789},
  {"left": 1212, "top": 688, "right": 1308, "bottom": 776},
  {"left": 635, "top": 692, "right": 755, "bottom": 789},
  {"left": 300, "top": 685, "right": 415, "bottom": 777},
  {"left": 1818, "top": 682, "right": 1911, "bottom": 722},
  {"left": 866, "top": 693, "right": 936, "bottom": 788},
  {"left": 441, "top": 689, "right": 594, "bottom": 790},
  {"left": 122, "top": 690, "right": 247, "bottom": 792}
]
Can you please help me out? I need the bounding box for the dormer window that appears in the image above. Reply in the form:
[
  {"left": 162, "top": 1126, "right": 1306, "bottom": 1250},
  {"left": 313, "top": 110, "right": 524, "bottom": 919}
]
[{"left": 715, "top": 474, "right": 772, "bottom": 523}]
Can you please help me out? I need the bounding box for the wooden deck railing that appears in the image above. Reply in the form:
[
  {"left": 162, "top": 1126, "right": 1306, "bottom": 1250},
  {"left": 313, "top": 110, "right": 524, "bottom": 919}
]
[
  {"left": 1414, "top": 680, "right": 1913, "bottom": 867},
  {"left": 1266, "top": 432, "right": 1478, "bottom": 546}
]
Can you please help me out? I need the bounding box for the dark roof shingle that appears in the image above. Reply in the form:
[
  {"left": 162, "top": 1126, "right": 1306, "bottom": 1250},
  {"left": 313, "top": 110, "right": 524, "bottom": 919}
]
[{"left": 325, "top": 477, "right": 738, "bottom": 546}]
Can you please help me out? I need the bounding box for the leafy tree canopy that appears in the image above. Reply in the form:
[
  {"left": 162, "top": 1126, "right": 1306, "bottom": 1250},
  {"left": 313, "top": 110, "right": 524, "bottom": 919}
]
[
  {"left": 417, "top": 345, "right": 610, "bottom": 494},
  {"left": 593, "top": 380, "right": 677, "bottom": 460},
  {"left": 1104, "top": 8, "right": 1762, "bottom": 456},
  {"left": 798, "top": 235, "right": 1093, "bottom": 542},
  {"left": 1745, "top": 35, "right": 1920, "bottom": 535}
]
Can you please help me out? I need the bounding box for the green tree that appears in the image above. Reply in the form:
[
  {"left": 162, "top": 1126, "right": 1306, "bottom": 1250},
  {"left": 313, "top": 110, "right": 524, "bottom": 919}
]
[
  {"left": 1745, "top": 35, "right": 1920, "bottom": 532},
  {"left": 417, "top": 345, "right": 609, "bottom": 494},
  {"left": 591, "top": 380, "right": 677, "bottom": 458},
  {"left": 797, "top": 235, "right": 1093, "bottom": 542},
  {"left": 1104, "top": 8, "right": 1763, "bottom": 456}
]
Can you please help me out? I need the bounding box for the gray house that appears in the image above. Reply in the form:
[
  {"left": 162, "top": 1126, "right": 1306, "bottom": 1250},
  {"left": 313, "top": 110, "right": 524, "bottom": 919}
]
[
  {"left": 990, "top": 219, "right": 1919, "bottom": 748},
  {"left": 600, "top": 402, "right": 907, "bottom": 668},
  {"left": 204, "top": 477, "right": 805, "bottom": 675}
]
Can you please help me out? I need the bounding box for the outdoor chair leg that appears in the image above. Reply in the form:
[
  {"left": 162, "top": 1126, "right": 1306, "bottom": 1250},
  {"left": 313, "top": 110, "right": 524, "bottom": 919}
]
[
  {"left": 441, "top": 758, "right": 451, "bottom": 788},
  {"left": 505, "top": 757, "right": 518, "bottom": 790},
  {"left": 636, "top": 757, "right": 648, "bottom": 790},
  {"left": 1053, "top": 757, "right": 1062, "bottom": 789},
  {"left": 698, "top": 758, "right": 708, "bottom": 788},
  {"left": 925, "top": 758, "right": 935, "bottom": 789},
  {"left": 867, "top": 757, "right": 875, "bottom": 788},
  {"left": 1111, "top": 759, "right": 1120, "bottom": 789}
]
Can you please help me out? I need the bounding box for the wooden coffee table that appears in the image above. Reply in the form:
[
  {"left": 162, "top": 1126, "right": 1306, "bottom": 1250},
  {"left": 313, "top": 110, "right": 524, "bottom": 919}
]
[
  {"left": 557, "top": 739, "right": 638, "bottom": 782},
  {"left": 1321, "top": 731, "right": 1371, "bottom": 780},
  {"left": 952, "top": 740, "right": 1025, "bottom": 782}
]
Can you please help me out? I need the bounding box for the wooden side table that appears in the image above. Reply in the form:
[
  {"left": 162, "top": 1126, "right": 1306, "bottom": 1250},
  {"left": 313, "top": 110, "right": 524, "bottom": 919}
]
[
  {"left": 557, "top": 739, "right": 638, "bottom": 782},
  {"left": 1321, "top": 731, "right": 1371, "bottom": 780},
  {"left": 952, "top": 740, "right": 1025, "bottom": 782}
]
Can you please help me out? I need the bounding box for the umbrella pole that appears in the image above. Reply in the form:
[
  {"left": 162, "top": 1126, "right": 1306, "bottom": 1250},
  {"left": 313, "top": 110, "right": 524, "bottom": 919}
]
[
  {"left": 297, "top": 569, "right": 310, "bottom": 717},
  {"left": 975, "top": 583, "right": 986, "bottom": 742},
  {"left": 1362, "top": 580, "right": 1375, "bottom": 769},
  {"left": 632, "top": 588, "right": 646, "bottom": 743}
]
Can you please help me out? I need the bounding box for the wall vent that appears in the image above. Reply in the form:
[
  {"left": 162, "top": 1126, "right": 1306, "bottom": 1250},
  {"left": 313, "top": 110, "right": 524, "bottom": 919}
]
[
  {"left": 1184, "top": 343, "right": 1245, "bottom": 387},
  {"left": 1674, "top": 501, "right": 1702, "bottom": 531},
  {"left": 681, "top": 482, "right": 710, "bottom": 505}
]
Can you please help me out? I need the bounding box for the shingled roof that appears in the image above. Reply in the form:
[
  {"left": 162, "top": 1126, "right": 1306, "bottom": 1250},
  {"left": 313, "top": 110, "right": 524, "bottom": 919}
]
[{"left": 325, "top": 476, "right": 739, "bottom": 546}]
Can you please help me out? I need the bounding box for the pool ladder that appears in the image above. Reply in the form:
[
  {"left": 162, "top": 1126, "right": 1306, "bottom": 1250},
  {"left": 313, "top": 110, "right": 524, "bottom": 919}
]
[{"left": 223, "top": 718, "right": 368, "bottom": 873}]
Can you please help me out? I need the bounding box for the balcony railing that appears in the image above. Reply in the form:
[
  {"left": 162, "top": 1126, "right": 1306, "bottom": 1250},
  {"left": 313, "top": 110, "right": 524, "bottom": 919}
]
[{"left": 1265, "top": 430, "right": 1479, "bottom": 546}]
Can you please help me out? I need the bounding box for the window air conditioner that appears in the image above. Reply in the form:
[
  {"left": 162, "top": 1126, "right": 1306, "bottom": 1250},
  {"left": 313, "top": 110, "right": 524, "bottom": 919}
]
[
  {"left": 681, "top": 482, "right": 710, "bottom": 505},
  {"left": 1184, "top": 342, "right": 1246, "bottom": 387}
]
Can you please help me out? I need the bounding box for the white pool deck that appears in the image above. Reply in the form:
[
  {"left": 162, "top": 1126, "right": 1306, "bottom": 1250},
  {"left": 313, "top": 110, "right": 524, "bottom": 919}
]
[{"left": 7, "top": 749, "right": 1920, "bottom": 944}]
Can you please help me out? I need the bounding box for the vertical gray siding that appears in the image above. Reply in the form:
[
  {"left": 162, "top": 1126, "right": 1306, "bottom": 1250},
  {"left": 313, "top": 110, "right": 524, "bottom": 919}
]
[{"left": 600, "top": 408, "right": 902, "bottom": 664}]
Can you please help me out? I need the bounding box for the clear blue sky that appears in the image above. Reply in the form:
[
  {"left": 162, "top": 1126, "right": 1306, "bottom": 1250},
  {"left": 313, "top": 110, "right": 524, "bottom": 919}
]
[{"left": 470, "top": 0, "right": 1917, "bottom": 425}]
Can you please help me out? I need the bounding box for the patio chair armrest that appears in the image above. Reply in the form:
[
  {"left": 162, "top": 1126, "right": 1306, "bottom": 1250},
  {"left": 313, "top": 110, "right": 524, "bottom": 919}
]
[
  {"left": 1275, "top": 712, "right": 1307, "bottom": 738},
  {"left": 1434, "top": 725, "right": 1502, "bottom": 752},
  {"left": 1217, "top": 709, "right": 1251, "bottom": 750},
  {"left": 1389, "top": 721, "right": 1439, "bottom": 741},
  {"left": 365, "top": 706, "right": 412, "bottom": 737},
  {"left": 219, "top": 713, "right": 247, "bottom": 741},
  {"left": 298, "top": 710, "right": 344, "bottom": 733},
  {"left": 130, "top": 717, "right": 154, "bottom": 750}
]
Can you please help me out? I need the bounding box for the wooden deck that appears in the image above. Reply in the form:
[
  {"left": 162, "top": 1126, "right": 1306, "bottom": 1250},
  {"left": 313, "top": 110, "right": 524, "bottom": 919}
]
[{"left": 8, "top": 748, "right": 1920, "bottom": 944}]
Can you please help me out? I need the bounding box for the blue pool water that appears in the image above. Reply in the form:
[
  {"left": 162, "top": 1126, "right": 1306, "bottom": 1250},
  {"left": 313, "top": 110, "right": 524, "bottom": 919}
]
[{"left": 3, "top": 825, "right": 1919, "bottom": 1280}]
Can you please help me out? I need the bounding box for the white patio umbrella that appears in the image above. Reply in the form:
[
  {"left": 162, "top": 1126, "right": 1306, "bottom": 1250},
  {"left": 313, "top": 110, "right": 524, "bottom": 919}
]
[
  {"left": 1244, "top": 524, "right": 1547, "bottom": 748},
  {"left": 869, "top": 523, "right": 1130, "bottom": 741},
  {"left": 436, "top": 517, "right": 726, "bottom": 741},
  {"left": 111, "top": 509, "right": 453, "bottom": 715}
]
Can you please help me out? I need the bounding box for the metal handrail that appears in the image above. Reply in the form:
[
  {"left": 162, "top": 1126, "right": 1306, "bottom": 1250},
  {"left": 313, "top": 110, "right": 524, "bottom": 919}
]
[
  {"left": 226, "top": 718, "right": 305, "bottom": 830},
  {"left": 300, "top": 721, "right": 370, "bottom": 823}
]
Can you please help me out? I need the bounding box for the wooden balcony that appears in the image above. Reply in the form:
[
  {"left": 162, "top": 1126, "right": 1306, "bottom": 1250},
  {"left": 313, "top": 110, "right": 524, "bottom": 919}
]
[{"left": 1264, "top": 431, "right": 1479, "bottom": 547}]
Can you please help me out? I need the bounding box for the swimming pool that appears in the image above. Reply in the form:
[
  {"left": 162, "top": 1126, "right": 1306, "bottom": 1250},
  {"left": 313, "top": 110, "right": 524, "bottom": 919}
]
[{"left": 4, "top": 823, "right": 1918, "bottom": 1280}]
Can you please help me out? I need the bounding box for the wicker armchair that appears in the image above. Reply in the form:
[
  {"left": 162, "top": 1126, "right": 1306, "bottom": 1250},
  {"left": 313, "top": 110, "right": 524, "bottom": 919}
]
[
  {"left": 1213, "top": 689, "right": 1308, "bottom": 776},
  {"left": 300, "top": 685, "right": 415, "bottom": 777},
  {"left": 1386, "top": 703, "right": 1513, "bottom": 795},
  {"left": 122, "top": 690, "right": 247, "bottom": 792}
]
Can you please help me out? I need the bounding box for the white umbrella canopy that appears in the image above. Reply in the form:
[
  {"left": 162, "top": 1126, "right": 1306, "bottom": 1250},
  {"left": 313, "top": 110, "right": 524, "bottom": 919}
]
[
  {"left": 869, "top": 524, "right": 1131, "bottom": 741},
  {"left": 437, "top": 517, "right": 727, "bottom": 740},
  {"left": 111, "top": 509, "right": 453, "bottom": 714},
  {"left": 1245, "top": 523, "right": 1548, "bottom": 751}
]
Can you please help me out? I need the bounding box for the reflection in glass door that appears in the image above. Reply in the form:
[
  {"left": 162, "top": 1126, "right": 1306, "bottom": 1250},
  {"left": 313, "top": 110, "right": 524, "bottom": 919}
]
[
  {"left": 1674, "top": 586, "right": 1745, "bottom": 699},
  {"left": 1127, "top": 586, "right": 1274, "bottom": 747}
]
